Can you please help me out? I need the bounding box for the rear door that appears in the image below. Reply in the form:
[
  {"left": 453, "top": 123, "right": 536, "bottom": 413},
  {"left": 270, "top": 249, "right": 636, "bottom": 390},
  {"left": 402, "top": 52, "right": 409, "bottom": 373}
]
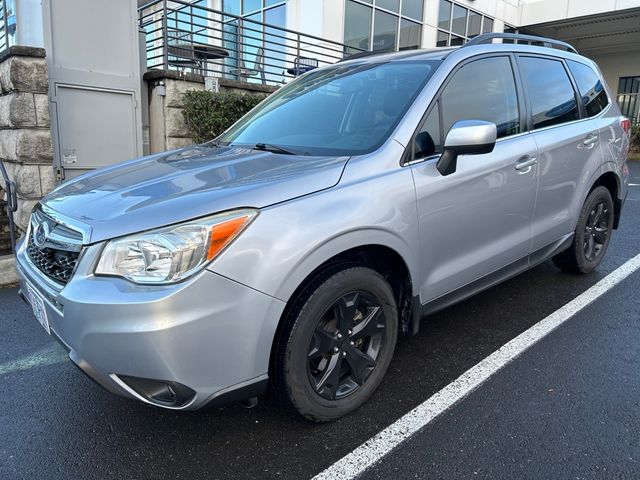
[
  {"left": 409, "top": 55, "right": 539, "bottom": 303},
  {"left": 517, "top": 55, "right": 602, "bottom": 252}
]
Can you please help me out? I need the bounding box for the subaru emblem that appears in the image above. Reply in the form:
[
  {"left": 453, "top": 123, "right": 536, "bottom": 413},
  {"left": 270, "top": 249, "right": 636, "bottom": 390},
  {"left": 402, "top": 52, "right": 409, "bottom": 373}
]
[{"left": 34, "top": 222, "right": 50, "bottom": 248}]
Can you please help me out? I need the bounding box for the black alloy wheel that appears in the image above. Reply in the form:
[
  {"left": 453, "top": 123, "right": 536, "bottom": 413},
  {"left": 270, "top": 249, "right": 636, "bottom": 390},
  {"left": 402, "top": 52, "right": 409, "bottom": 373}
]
[
  {"left": 553, "top": 186, "right": 614, "bottom": 274},
  {"left": 273, "top": 266, "right": 398, "bottom": 422},
  {"left": 307, "top": 291, "right": 386, "bottom": 400}
]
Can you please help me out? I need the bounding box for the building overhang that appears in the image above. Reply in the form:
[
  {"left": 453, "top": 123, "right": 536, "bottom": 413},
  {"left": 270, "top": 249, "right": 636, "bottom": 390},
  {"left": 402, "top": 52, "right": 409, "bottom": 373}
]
[{"left": 521, "top": 7, "right": 640, "bottom": 56}]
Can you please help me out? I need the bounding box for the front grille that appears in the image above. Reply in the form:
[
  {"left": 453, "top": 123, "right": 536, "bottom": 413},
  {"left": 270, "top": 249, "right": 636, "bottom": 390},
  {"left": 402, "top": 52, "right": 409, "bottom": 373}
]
[
  {"left": 27, "top": 234, "right": 80, "bottom": 284},
  {"left": 26, "top": 208, "right": 84, "bottom": 285}
]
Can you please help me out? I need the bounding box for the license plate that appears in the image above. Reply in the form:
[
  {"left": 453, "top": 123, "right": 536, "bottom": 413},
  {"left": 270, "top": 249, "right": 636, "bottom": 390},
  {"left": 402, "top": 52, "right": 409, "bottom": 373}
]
[{"left": 25, "top": 282, "right": 50, "bottom": 335}]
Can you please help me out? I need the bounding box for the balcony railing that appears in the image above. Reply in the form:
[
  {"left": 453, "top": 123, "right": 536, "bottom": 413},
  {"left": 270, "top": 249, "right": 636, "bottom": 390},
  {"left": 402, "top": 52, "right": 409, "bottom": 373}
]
[
  {"left": 138, "top": 0, "right": 365, "bottom": 87},
  {"left": 0, "top": 0, "right": 15, "bottom": 54}
]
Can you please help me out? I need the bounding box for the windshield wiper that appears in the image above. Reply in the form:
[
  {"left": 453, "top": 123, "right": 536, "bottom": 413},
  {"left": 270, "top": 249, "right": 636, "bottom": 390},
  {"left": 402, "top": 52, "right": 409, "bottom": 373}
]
[{"left": 253, "top": 143, "right": 298, "bottom": 155}]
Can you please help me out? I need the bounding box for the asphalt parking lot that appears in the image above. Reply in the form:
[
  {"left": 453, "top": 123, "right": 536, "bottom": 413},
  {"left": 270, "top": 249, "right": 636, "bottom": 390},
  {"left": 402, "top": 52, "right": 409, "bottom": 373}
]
[{"left": 1, "top": 160, "right": 639, "bottom": 480}]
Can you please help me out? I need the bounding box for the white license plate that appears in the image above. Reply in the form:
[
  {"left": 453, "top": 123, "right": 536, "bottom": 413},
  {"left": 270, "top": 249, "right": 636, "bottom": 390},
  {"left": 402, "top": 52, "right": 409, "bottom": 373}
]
[{"left": 25, "top": 282, "right": 50, "bottom": 335}]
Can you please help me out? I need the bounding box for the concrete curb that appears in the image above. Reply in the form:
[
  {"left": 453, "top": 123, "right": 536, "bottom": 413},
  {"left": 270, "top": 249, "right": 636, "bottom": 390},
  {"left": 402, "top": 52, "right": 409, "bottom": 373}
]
[{"left": 0, "top": 254, "right": 18, "bottom": 287}]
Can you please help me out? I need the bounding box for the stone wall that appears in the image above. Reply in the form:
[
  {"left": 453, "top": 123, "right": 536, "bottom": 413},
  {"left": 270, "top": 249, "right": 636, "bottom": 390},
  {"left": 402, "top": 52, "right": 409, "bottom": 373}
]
[
  {"left": 144, "top": 70, "right": 278, "bottom": 153},
  {"left": 0, "top": 46, "right": 53, "bottom": 235}
]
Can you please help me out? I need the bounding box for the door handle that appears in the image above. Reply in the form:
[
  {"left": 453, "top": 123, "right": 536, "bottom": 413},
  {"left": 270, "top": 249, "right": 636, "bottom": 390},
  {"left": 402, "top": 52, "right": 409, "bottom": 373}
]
[
  {"left": 515, "top": 156, "right": 538, "bottom": 173},
  {"left": 583, "top": 134, "right": 598, "bottom": 149}
]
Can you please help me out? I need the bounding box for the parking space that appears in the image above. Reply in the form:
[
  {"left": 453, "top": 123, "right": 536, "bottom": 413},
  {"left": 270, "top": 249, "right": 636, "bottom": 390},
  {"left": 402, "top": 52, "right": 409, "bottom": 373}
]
[{"left": 1, "top": 160, "right": 639, "bottom": 480}]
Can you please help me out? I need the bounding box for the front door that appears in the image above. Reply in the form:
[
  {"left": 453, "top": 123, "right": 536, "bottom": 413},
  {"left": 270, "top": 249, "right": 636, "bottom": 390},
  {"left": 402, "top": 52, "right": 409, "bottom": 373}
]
[{"left": 409, "top": 55, "right": 538, "bottom": 303}]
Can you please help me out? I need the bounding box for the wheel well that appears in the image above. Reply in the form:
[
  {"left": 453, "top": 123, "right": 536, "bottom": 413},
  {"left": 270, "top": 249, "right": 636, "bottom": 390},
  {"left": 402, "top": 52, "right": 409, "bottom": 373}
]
[
  {"left": 591, "top": 172, "right": 621, "bottom": 228},
  {"left": 269, "top": 245, "right": 415, "bottom": 378}
]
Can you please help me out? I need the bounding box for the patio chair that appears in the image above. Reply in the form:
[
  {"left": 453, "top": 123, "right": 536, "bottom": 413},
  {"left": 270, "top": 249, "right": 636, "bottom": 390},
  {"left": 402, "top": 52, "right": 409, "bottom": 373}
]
[{"left": 230, "top": 47, "right": 266, "bottom": 84}]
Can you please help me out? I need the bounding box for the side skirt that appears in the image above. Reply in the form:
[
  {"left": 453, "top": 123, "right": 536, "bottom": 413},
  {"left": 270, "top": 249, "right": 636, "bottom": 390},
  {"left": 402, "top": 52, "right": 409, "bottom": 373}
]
[{"left": 416, "top": 234, "right": 574, "bottom": 325}]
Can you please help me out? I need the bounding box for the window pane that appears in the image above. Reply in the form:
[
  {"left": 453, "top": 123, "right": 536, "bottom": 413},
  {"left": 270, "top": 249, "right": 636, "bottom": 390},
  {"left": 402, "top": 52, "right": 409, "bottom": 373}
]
[
  {"left": 451, "top": 5, "right": 467, "bottom": 36},
  {"left": 377, "top": 0, "right": 399, "bottom": 13},
  {"left": 450, "top": 35, "right": 464, "bottom": 46},
  {"left": 436, "top": 30, "right": 449, "bottom": 47},
  {"left": 441, "top": 56, "right": 520, "bottom": 138},
  {"left": 265, "top": 0, "right": 283, "bottom": 6},
  {"left": 344, "top": 1, "right": 372, "bottom": 51},
  {"left": 520, "top": 57, "right": 579, "bottom": 129},
  {"left": 568, "top": 61, "right": 609, "bottom": 117},
  {"left": 402, "top": 0, "right": 423, "bottom": 21},
  {"left": 399, "top": 19, "right": 421, "bottom": 50},
  {"left": 373, "top": 9, "right": 398, "bottom": 51},
  {"left": 242, "top": 0, "right": 261, "bottom": 14},
  {"left": 223, "top": 0, "right": 241, "bottom": 15},
  {"left": 415, "top": 104, "right": 442, "bottom": 158},
  {"left": 467, "top": 11, "right": 481, "bottom": 37},
  {"left": 264, "top": 5, "right": 286, "bottom": 83},
  {"left": 482, "top": 17, "right": 493, "bottom": 33},
  {"left": 438, "top": 0, "right": 451, "bottom": 30}
]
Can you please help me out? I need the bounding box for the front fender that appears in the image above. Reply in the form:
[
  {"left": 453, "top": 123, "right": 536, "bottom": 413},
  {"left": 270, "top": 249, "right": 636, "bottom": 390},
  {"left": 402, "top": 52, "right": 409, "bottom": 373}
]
[{"left": 208, "top": 167, "right": 421, "bottom": 305}]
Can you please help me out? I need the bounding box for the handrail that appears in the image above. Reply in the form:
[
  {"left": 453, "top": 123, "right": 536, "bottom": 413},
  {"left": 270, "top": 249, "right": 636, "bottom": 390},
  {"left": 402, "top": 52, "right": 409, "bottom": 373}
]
[
  {"left": 0, "top": 160, "right": 18, "bottom": 255},
  {"left": 463, "top": 33, "right": 579, "bottom": 54}
]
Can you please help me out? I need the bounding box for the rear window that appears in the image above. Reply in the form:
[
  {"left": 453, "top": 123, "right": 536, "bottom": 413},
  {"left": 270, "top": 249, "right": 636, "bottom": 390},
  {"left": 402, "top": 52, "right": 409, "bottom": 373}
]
[
  {"left": 519, "top": 57, "right": 579, "bottom": 130},
  {"left": 567, "top": 60, "right": 609, "bottom": 117}
]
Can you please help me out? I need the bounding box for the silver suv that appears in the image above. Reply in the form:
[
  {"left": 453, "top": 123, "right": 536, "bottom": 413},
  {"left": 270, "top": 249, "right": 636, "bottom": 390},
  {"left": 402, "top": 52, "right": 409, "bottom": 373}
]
[{"left": 16, "top": 34, "right": 630, "bottom": 421}]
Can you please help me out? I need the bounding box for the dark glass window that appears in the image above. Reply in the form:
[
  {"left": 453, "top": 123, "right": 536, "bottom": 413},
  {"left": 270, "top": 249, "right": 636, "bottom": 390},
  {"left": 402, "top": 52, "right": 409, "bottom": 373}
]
[
  {"left": 467, "top": 11, "right": 482, "bottom": 37},
  {"left": 344, "top": 1, "right": 373, "bottom": 51},
  {"left": 376, "top": 0, "right": 399, "bottom": 13},
  {"left": 415, "top": 104, "right": 442, "bottom": 159},
  {"left": 436, "top": 30, "right": 448, "bottom": 47},
  {"left": 520, "top": 57, "right": 579, "bottom": 129},
  {"left": 441, "top": 56, "right": 520, "bottom": 138},
  {"left": 451, "top": 4, "right": 467, "bottom": 36},
  {"left": 568, "top": 61, "right": 609, "bottom": 117},
  {"left": 402, "top": 0, "right": 424, "bottom": 21},
  {"left": 438, "top": 0, "right": 451, "bottom": 30},
  {"left": 373, "top": 9, "right": 398, "bottom": 51},
  {"left": 399, "top": 19, "right": 421, "bottom": 50},
  {"left": 482, "top": 17, "right": 493, "bottom": 33}
]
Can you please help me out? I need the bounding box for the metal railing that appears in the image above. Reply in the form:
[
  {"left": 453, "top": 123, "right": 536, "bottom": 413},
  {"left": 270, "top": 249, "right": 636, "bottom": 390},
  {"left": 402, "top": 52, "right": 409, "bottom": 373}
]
[
  {"left": 0, "top": 160, "right": 19, "bottom": 255},
  {"left": 0, "top": 0, "right": 12, "bottom": 54},
  {"left": 138, "top": 0, "right": 365, "bottom": 86}
]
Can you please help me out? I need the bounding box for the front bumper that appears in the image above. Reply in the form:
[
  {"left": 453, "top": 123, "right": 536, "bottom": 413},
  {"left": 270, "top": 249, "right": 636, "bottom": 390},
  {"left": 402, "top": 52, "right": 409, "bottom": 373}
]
[{"left": 16, "top": 239, "right": 286, "bottom": 410}]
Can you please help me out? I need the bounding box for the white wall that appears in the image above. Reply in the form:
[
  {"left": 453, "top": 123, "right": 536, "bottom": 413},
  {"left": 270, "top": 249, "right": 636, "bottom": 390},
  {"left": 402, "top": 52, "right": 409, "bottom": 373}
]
[
  {"left": 521, "top": 0, "right": 640, "bottom": 25},
  {"left": 590, "top": 50, "right": 640, "bottom": 94}
]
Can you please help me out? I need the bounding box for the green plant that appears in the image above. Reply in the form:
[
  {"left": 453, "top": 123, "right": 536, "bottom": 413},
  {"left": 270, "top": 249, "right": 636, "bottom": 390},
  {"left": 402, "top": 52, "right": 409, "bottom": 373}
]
[
  {"left": 631, "top": 124, "right": 640, "bottom": 153},
  {"left": 182, "top": 90, "right": 267, "bottom": 143}
]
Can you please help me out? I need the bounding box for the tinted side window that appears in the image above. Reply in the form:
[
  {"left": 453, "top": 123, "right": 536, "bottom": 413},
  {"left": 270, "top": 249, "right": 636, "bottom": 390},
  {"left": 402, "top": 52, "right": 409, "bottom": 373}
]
[
  {"left": 519, "top": 57, "right": 579, "bottom": 129},
  {"left": 440, "top": 56, "right": 520, "bottom": 139},
  {"left": 567, "top": 60, "right": 609, "bottom": 117},
  {"left": 414, "top": 103, "right": 442, "bottom": 159}
]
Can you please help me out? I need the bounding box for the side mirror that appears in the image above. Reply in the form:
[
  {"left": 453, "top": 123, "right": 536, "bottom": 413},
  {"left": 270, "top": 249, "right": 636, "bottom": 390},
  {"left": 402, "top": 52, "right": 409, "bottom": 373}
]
[{"left": 436, "top": 120, "right": 497, "bottom": 176}]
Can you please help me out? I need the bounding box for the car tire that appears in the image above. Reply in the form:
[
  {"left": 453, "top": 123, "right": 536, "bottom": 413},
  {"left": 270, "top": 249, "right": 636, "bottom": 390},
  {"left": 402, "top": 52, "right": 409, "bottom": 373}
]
[
  {"left": 273, "top": 266, "right": 398, "bottom": 422},
  {"left": 552, "top": 186, "right": 614, "bottom": 274}
]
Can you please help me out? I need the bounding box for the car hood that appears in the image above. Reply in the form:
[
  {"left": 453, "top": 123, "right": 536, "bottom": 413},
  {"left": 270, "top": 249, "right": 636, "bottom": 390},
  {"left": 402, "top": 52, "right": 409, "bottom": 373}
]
[{"left": 43, "top": 145, "right": 349, "bottom": 243}]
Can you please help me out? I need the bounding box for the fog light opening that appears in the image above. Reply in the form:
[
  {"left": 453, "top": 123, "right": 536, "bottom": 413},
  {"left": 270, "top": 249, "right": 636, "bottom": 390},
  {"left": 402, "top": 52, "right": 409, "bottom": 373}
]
[{"left": 117, "top": 375, "right": 196, "bottom": 408}]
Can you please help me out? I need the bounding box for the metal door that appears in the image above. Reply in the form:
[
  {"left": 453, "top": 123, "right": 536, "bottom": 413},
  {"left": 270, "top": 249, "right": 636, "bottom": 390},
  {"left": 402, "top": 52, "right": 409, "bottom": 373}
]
[{"left": 42, "top": 0, "right": 143, "bottom": 180}]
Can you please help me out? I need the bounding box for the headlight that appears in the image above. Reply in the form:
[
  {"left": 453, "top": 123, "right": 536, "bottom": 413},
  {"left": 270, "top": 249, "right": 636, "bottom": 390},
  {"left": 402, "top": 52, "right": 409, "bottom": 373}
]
[{"left": 95, "top": 209, "right": 258, "bottom": 284}]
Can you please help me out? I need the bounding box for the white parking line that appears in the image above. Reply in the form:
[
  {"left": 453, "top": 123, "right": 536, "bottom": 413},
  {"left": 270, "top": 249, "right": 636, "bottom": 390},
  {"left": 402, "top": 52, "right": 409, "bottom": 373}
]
[
  {"left": 0, "top": 343, "right": 67, "bottom": 376},
  {"left": 313, "top": 253, "right": 640, "bottom": 480}
]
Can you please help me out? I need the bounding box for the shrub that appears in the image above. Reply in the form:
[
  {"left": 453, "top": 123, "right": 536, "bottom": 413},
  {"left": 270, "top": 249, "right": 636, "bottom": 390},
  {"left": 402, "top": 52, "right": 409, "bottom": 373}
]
[
  {"left": 182, "top": 90, "right": 268, "bottom": 143},
  {"left": 631, "top": 124, "right": 640, "bottom": 152}
]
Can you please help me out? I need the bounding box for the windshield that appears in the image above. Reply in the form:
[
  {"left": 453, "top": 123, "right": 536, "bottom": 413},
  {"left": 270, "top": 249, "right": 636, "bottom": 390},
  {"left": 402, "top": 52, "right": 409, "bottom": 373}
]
[{"left": 218, "top": 60, "right": 442, "bottom": 156}]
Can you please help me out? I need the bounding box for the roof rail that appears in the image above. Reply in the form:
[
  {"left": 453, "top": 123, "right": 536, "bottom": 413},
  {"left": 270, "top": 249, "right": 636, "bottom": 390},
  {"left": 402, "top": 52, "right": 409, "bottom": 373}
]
[
  {"left": 463, "top": 33, "right": 578, "bottom": 55},
  {"left": 338, "top": 48, "right": 395, "bottom": 63}
]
